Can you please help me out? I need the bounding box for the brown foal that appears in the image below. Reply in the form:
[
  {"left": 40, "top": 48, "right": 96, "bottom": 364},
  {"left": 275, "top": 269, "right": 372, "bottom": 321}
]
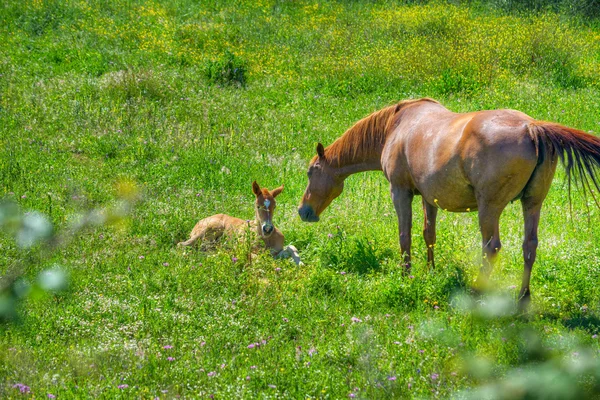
[
  {"left": 298, "top": 98, "right": 600, "bottom": 307},
  {"left": 179, "top": 181, "right": 285, "bottom": 255}
]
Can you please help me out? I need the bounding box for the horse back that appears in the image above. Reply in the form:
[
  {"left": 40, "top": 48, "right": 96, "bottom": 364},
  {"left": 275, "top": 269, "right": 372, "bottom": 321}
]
[
  {"left": 460, "top": 110, "right": 538, "bottom": 186},
  {"left": 384, "top": 107, "right": 540, "bottom": 211},
  {"left": 383, "top": 105, "right": 473, "bottom": 202},
  {"left": 189, "top": 213, "right": 250, "bottom": 240}
]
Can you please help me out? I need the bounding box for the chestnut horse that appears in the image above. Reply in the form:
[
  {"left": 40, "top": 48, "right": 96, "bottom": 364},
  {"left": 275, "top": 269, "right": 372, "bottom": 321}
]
[{"left": 298, "top": 98, "right": 600, "bottom": 307}]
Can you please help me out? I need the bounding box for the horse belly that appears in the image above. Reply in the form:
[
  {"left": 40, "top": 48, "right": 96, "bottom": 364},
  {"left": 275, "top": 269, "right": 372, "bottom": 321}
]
[
  {"left": 404, "top": 134, "right": 478, "bottom": 211},
  {"left": 417, "top": 168, "right": 478, "bottom": 212}
]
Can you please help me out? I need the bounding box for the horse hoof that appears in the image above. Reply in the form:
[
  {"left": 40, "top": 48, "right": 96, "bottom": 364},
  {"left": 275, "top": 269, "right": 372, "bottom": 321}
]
[{"left": 518, "top": 294, "right": 531, "bottom": 313}]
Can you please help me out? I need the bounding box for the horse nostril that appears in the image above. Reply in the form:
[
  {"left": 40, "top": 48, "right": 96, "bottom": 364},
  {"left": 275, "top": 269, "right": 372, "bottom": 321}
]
[
  {"left": 299, "top": 206, "right": 310, "bottom": 221},
  {"left": 299, "top": 205, "right": 318, "bottom": 222},
  {"left": 298, "top": 206, "right": 319, "bottom": 222}
]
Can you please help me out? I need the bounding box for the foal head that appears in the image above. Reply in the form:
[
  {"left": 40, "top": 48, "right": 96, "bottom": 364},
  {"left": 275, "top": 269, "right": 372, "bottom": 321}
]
[
  {"left": 252, "top": 181, "right": 284, "bottom": 237},
  {"left": 298, "top": 143, "right": 344, "bottom": 222}
]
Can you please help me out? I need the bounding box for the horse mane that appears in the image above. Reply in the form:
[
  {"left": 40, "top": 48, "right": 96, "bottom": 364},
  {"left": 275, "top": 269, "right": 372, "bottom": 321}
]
[{"left": 320, "top": 98, "right": 440, "bottom": 167}]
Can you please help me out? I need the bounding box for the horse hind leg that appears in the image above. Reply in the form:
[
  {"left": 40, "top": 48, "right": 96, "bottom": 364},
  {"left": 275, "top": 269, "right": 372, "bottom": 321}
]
[
  {"left": 518, "top": 197, "right": 542, "bottom": 310},
  {"left": 517, "top": 162, "right": 556, "bottom": 310},
  {"left": 516, "top": 152, "right": 557, "bottom": 309},
  {"left": 423, "top": 199, "right": 438, "bottom": 268},
  {"left": 177, "top": 233, "right": 204, "bottom": 247},
  {"left": 177, "top": 225, "right": 209, "bottom": 247},
  {"left": 473, "top": 169, "right": 538, "bottom": 292},
  {"left": 475, "top": 204, "right": 503, "bottom": 291}
]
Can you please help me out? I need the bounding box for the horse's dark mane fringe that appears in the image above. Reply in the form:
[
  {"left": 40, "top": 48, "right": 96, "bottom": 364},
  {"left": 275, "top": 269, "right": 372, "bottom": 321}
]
[
  {"left": 530, "top": 122, "right": 600, "bottom": 208},
  {"left": 322, "top": 98, "right": 439, "bottom": 167}
]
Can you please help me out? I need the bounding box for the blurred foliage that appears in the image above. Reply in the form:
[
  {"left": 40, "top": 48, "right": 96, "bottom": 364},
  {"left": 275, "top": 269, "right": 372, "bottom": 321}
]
[
  {"left": 450, "top": 291, "right": 600, "bottom": 399},
  {"left": 0, "top": 182, "right": 140, "bottom": 323}
]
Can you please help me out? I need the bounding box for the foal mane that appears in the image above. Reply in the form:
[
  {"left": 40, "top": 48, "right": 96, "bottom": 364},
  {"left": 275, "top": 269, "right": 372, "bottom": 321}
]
[{"left": 321, "top": 98, "right": 439, "bottom": 167}]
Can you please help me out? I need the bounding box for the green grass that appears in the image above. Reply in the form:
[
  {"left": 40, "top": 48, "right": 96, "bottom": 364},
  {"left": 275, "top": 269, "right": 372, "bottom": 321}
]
[{"left": 3, "top": 0, "right": 600, "bottom": 398}]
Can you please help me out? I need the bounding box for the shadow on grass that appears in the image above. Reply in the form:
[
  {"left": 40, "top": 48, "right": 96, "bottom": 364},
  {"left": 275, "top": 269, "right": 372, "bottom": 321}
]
[
  {"left": 563, "top": 314, "right": 600, "bottom": 332},
  {"left": 442, "top": 265, "right": 470, "bottom": 295},
  {"left": 317, "top": 231, "right": 395, "bottom": 275},
  {"left": 536, "top": 311, "right": 600, "bottom": 333}
]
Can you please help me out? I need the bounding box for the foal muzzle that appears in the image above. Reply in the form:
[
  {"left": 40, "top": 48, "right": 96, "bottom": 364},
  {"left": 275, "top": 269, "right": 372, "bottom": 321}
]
[{"left": 262, "top": 223, "right": 274, "bottom": 236}]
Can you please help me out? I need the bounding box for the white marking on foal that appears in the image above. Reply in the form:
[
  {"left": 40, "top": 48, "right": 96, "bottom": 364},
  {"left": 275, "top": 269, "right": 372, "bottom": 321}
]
[{"left": 264, "top": 199, "right": 270, "bottom": 210}]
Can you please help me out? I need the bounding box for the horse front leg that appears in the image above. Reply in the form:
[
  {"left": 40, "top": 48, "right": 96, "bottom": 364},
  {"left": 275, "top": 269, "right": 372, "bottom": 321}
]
[
  {"left": 423, "top": 199, "right": 438, "bottom": 268},
  {"left": 391, "top": 186, "right": 414, "bottom": 273}
]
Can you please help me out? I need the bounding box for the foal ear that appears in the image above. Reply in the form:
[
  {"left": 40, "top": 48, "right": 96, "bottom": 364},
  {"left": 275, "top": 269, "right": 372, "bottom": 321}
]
[
  {"left": 316, "top": 143, "right": 325, "bottom": 159},
  {"left": 252, "top": 181, "right": 262, "bottom": 197},
  {"left": 270, "top": 185, "right": 284, "bottom": 198}
]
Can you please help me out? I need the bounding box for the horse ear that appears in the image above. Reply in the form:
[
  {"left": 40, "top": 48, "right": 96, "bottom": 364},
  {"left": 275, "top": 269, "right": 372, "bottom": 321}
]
[
  {"left": 316, "top": 143, "right": 325, "bottom": 159},
  {"left": 252, "top": 181, "right": 261, "bottom": 197},
  {"left": 270, "top": 185, "right": 284, "bottom": 198}
]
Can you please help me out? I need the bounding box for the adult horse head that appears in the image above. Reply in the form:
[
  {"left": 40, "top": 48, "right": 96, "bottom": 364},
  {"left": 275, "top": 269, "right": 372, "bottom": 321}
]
[
  {"left": 299, "top": 103, "right": 401, "bottom": 222},
  {"left": 298, "top": 143, "right": 344, "bottom": 222}
]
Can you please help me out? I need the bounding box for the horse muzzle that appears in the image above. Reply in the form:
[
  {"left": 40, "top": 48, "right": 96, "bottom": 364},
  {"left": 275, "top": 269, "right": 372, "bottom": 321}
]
[
  {"left": 262, "top": 223, "right": 274, "bottom": 236},
  {"left": 298, "top": 205, "right": 319, "bottom": 222}
]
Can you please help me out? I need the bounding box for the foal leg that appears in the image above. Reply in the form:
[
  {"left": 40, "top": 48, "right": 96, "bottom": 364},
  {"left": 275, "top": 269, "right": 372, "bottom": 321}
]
[
  {"left": 422, "top": 199, "right": 438, "bottom": 268},
  {"left": 177, "top": 233, "right": 204, "bottom": 247},
  {"left": 475, "top": 206, "right": 503, "bottom": 290},
  {"left": 519, "top": 198, "right": 542, "bottom": 310},
  {"left": 178, "top": 223, "right": 214, "bottom": 247},
  {"left": 391, "top": 187, "right": 414, "bottom": 273}
]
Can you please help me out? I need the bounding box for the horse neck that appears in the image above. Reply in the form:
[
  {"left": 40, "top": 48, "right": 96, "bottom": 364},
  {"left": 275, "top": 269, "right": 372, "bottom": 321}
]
[
  {"left": 333, "top": 157, "right": 382, "bottom": 178},
  {"left": 324, "top": 129, "right": 387, "bottom": 179},
  {"left": 253, "top": 217, "right": 283, "bottom": 252},
  {"left": 324, "top": 104, "right": 399, "bottom": 177},
  {"left": 262, "top": 228, "right": 284, "bottom": 254}
]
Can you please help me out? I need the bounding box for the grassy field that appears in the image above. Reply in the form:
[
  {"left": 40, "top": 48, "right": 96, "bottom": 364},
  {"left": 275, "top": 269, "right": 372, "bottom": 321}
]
[{"left": 3, "top": 0, "right": 600, "bottom": 398}]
